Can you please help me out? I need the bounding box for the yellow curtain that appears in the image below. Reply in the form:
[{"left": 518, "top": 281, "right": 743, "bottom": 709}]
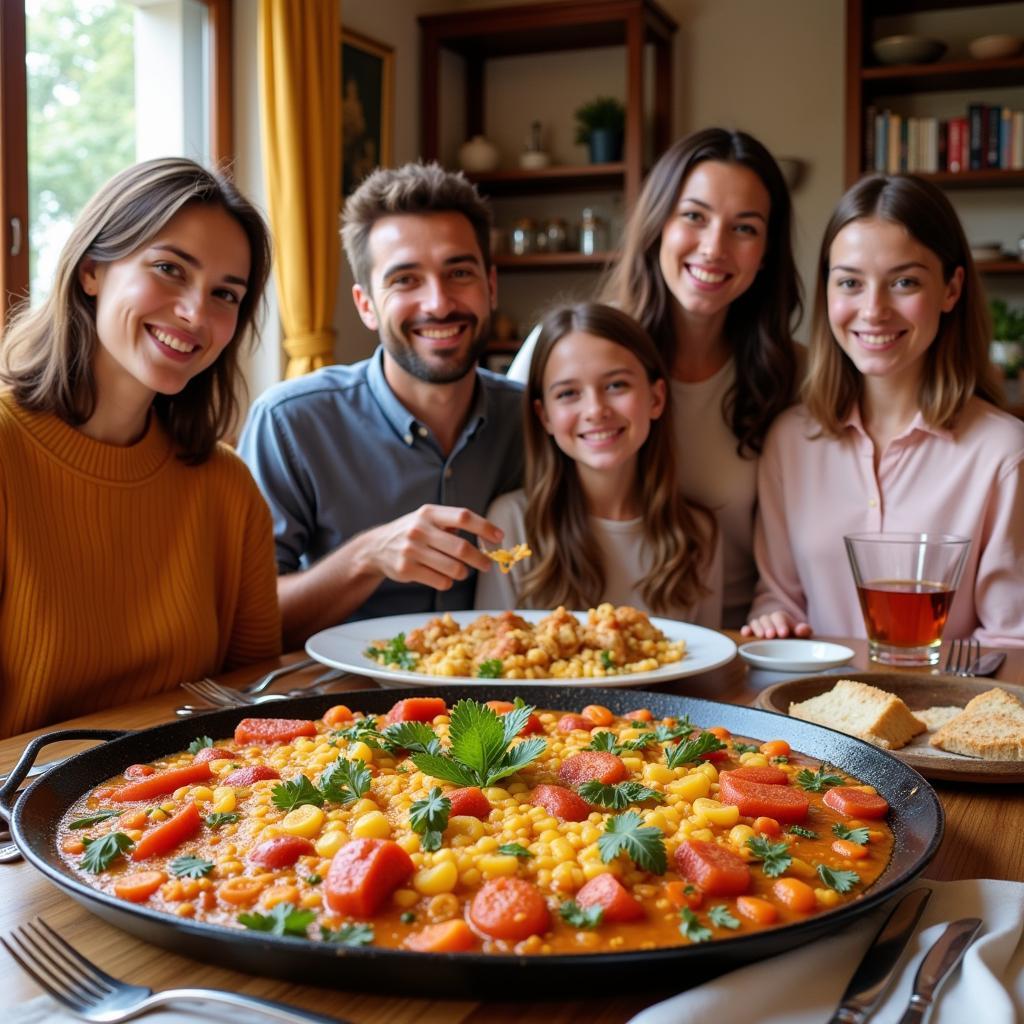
[{"left": 258, "top": 0, "right": 341, "bottom": 378}]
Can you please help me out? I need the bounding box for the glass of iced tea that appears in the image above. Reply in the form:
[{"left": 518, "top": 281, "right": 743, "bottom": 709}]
[{"left": 844, "top": 532, "right": 971, "bottom": 666}]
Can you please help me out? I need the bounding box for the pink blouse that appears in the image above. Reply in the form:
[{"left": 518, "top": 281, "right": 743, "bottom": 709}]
[{"left": 750, "top": 397, "right": 1024, "bottom": 647}]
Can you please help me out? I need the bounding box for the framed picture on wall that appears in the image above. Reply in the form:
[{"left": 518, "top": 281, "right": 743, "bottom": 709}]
[{"left": 342, "top": 28, "right": 394, "bottom": 196}]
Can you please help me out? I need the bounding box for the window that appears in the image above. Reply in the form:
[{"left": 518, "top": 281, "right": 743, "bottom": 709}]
[{"left": 0, "top": 0, "right": 232, "bottom": 320}]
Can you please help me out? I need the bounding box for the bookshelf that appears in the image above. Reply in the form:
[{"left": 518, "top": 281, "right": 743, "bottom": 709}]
[
  {"left": 845, "top": 0, "right": 1024, "bottom": 278},
  {"left": 418, "top": 0, "right": 676, "bottom": 352}
]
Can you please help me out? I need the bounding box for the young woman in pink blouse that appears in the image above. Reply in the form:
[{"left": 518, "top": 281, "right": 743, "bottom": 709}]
[{"left": 744, "top": 173, "right": 1024, "bottom": 647}]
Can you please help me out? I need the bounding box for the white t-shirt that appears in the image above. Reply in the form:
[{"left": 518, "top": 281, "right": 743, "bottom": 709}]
[
  {"left": 475, "top": 489, "right": 723, "bottom": 627},
  {"left": 507, "top": 333, "right": 756, "bottom": 627}
]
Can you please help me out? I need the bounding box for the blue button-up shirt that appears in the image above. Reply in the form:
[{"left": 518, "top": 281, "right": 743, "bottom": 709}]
[{"left": 237, "top": 348, "right": 524, "bottom": 621}]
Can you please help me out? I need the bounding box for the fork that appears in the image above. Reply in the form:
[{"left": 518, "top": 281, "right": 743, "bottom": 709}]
[
  {"left": 1, "top": 917, "right": 343, "bottom": 1023},
  {"left": 238, "top": 657, "right": 317, "bottom": 695},
  {"left": 178, "top": 669, "right": 348, "bottom": 711},
  {"left": 943, "top": 637, "right": 981, "bottom": 676}
]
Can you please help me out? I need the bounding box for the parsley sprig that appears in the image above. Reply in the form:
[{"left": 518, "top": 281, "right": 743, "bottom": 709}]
[
  {"left": 187, "top": 736, "right": 214, "bottom": 754},
  {"left": 817, "top": 865, "right": 861, "bottom": 893},
  {"left": 409, "top": 787, "right": 451, "bottom": 852},
  {"left": 476, "top": 659, "right": 503, "bottom": 679},
  {"left": 653, "top": 719, "right": 695, "bottom": 743},
  {"left": 587, "top": 731, "right": 655, "bottom": 754},
  {"left": 204, "top": 811, "right": 240, "bottom": 829},
  {"left": 319, "top": 757, "right": 372, "bottom": 805},
  {"left": 169, "top": 855, "right": 214, "bottom": 878},
  {"left": 578, "top": 780, "right": 664, "bottom": 810},
  {"left": 600, "top": 650, "right": 615, "bottom": 670},
  {"left": 559, "top": 900, "right": 603, "bottom": 929},
  {"left": 746, "top": 836, "right": 793, "bottom": 878},
  {"left": 497, "top": 842, "right": 533, "bottom": 858},
  {"left": 238, "top": 903, "right": 316, "bottom": 936},
  {"left": 364, "top": 633, "right": 418, "bottom": 670},
  {"left": 409, "top": 699, "right": 546, "bottom": 788},
  {"left": 665, "top": 731, "right": 726, "bottom": 769},
  {"left": 80, "top": 832, "right": 134, "bottom": 873},
  {"left": 679, "top": 907, "right": 712, "bottom": 943},
  {"left": 320, "top": 922, "right": 374, "bottom": 945},
  {"left": 333, "top": 718, "right": 440, "bottom": 757},
  {"left": 271, "top": 774, "right": 324, "bottom": 811},
  {"left": 68, "top": 809, "right": 120, "bottom": 830},
  {"left": 796, "top": 765, "right": 844, "bottom": 792},
  {"left": 832, "top": 823, "right": 870, "bottom": 845},
  {"left": 597, "top": 812, "right": 666, "bottom": 874},
  {"left": 708, "top": 905, "right": 741, "bottom": 929},
  {"left": 787, "top": 824, "right": 818, "bottom": 839}
]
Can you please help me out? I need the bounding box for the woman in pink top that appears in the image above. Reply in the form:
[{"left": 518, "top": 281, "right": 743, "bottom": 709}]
[{"left": 745, "top": 174, "right": 1024, "bottom": 646}]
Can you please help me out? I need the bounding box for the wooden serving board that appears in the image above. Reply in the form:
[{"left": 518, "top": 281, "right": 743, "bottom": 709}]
[{"left": 754, "top": 672, "right": 1024, "bottom": 784}]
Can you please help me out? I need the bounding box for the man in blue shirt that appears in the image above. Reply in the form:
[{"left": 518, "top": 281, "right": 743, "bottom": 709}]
[{"left": 239, "top": 164, "right": 523, "bottom": 646}]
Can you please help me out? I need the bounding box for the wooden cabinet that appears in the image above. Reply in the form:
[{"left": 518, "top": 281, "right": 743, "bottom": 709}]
[
  {"left": 418, "top": 0, "right": 676, "bottom": 280},
  {"left": 844, "top": 0, "right": 1024, "bottom": 278}
]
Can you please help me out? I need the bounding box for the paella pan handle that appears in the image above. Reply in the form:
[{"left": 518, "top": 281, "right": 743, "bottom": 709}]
[{"left": 0, "top": 729, "right": 125, "bottom": 824}]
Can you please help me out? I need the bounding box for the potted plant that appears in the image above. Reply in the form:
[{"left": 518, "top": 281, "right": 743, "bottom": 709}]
[
  {"left": 574, "top": 96, "right": 625, "bottom": 164},
  {"left": 990, "top": 299, "right": 1024, "bottom": 378}
]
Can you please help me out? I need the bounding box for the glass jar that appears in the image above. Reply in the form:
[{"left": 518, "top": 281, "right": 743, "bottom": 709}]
[
  {"left": 578, "top": 208, "right": 607, "bottom": 255},
  {"left": 543, "top": 217, "right": 569, "bottom": 252},
  {"left": 510, "top": 217, "right": 537, "bottom": 256}
]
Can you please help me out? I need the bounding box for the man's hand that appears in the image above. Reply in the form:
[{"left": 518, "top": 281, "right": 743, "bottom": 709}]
[
  {"left": 740, "top": 611, "right": 812, "bottom": 640},
  {"left": 361, "top": 504, "right": 502, "bottom": 589}
]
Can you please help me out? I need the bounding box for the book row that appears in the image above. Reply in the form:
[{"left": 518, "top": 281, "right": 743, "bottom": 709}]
[{"left": 864, "top": 105, "right": 1024, "bottom": 174}]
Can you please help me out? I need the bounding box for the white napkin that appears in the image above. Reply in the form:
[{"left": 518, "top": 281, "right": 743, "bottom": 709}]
[{"left": 628, "top": 878, "right": 1024, "bottom": 1024}]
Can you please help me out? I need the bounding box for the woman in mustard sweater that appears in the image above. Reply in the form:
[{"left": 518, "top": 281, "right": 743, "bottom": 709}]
[{"left": 0, "top": 158, "right": 281, "bottom": 736}]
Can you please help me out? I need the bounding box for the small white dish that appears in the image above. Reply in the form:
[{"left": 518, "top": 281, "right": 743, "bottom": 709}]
[
  {"left": 739, "top": 639, "right": 855, "bottom": 673},
  {"left": 968, "top": 34, "right": 1022, "bottom": 60}
]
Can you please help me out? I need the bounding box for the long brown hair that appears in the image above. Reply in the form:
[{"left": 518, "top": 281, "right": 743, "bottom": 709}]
[
  {"left": 804, "top": 173, "right": 1003, "bottom": 434},
  {"left": 520, "top": 303, "right": 716, "bottom": 614},
  {"left": 602, "top": 127, "right": 801, "bottom": 457},
  {"left": 0, "top": 157, "right": 271, "bottom": 463}
]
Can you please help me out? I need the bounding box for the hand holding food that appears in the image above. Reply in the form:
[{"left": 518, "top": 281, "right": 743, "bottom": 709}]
[{"left": 484, "top": 543, "right": 532, "bottom": 574}]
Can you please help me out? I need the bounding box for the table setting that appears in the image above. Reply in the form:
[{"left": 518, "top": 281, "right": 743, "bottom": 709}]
[{"left": 0, "top": 589, "right": 1021, "bottom": 1023}]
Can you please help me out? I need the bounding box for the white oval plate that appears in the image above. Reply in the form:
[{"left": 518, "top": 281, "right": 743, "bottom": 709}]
[
  {"left": 307, "top": 609, "right": 736, "bottom": 688},
  {"left": 738, "top": 639, "right": 855, "bottom": 672}
]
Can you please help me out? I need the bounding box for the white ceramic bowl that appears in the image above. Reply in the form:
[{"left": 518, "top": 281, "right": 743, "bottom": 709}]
[
  {"left": 872, "top": 35, "right": 946, "bottom": 65},
  {"left": 738, "top": 639, "right": 855, "bottom": 673},
  {"left": 968, "top": 34, "right": 1022, "bottom": 60}
]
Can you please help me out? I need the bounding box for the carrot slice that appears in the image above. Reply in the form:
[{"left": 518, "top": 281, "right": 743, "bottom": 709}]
[
  {"left": 575, "top": 872, "right": 644, "bottom": 922},
  {"left": 624, "top": 708, "right": 654, "bottom": 722},
  {"left": 233, "top": 718, "right": 317, "bottom": 744},
  {"left": 717, "top": 772, "right": 810, "bottom": 823},
  {"left": 663, "top": 880, "right": 703, "bottom": 910},
  {"left": 529, "top": 783, "right": 592, "bottom": 822},
  {"left": 446, "top": 787, "right": 492, "bottom": 819},
  {"left": 323, "top": 705, "right": 354, "bottom": 727},
  {"left": 385, "top": 697, "right": 447, "bottom": 724},
  {"left": 217, "top": 877, "right": 267, "bottom": 905},
  {"left": 823, "top": 787, "right": 889, "bottom": 819},
  {"left": 727, "top": 765, "right": 790, "bottom": 785},
  {"left": 773, "top": 877, "right": 817, "bottom": 912},
  {"left": 469, "top": 878, "right": 550, "bottom": 941},
  {"left": 557, "top": 714, "right": 595, "bottom": 733},
  {"left": 580, "top": 704, "right": 613, "bottom": 726},
  {"left": 131, "top": 801, "right": 202, "bottom": 861},
  {"left": 249, "top": 835, "right": 316, "bottom": 868},
  {"left": 110, "top": 762, "right": 212, "bottom": 802},
  {"left": 404, "top": 919, "right": 477, "bottom": 952},
  {"left": 736, "top": 895, "right": 778, "bottom": 924},
  {"left": 114, "top": 870, "right": 167, "bottom": 903},
  {"left": 193, "top": 747, "right": 234, "bottom": 764},
  {"left": 558, "top": 751, "right": 629, "bottom": 787},
  {"left": 323, "top": 838, "right": 415, "bottom": 917},
  {"left": 221, "top": 765, "right": 281, "bottom": 787},
  {"left": 485, "top": 701, "right": 543, "bottom": 735},
  {"left": 675, "top": 839, "right": 751, "bottom": 896}
]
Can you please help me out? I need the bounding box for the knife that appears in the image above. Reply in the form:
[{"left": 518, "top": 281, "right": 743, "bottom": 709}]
[
  {"left": 826, "top": 887, "right": 933, "bottom": 1024},
  {"left": 896, "top": 917, "right": 983, "bottom": 1024}
]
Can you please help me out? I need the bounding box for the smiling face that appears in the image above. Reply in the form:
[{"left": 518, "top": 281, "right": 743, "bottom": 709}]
[
  {"left": 827, "top": 216, "right": 963, "bottom": 392},
  {"left": 79, "top": 202, "right": 250, "bottom": 408},
  {"left": 536, "top": 331, "right": 666, "bottom": 481},
  {"left": 352, "top": 211, "right": 496, "bottom": 385},
  {"left": 658, "top": 160, "right": 770, "bottom": 327}
]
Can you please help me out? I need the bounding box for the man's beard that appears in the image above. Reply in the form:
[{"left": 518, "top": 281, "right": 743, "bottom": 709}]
[{"left": 382, "top": 312, "right": 492, "bottom": 384}]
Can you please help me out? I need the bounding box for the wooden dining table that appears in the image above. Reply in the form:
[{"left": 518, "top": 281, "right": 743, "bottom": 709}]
[{"left": 1, "top": 632, "right": 1021, "bottom": 1023}]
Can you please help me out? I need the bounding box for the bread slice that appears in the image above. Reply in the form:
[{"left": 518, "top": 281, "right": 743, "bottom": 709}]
[
  {"left": 916, "top": 706, "right": 964, "bottom": 731},
  {"left": 929, "top": 687, "right": 1024, "bottom": 760},
  {"left": 789, "top": 679, "right": 926, "bottom": 750}
]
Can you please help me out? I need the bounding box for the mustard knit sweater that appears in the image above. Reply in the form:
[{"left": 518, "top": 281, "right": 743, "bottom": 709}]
[{"left": 0, "top": 390, "right": 282, "bottom": 737}]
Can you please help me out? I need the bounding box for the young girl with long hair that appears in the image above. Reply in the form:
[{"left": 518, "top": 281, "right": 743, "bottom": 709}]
[
  {"left": 744, "top": 173, "right": 1023, "bottom": 645},
  {"left": 509, "top": 127, "right": 802, "bottom": 627},
  {"left": 0, "top": 157, "right": 282, "bottom": 736},
  {"left": 477, "top": 303, "right": 720, "bottom": 623}
]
